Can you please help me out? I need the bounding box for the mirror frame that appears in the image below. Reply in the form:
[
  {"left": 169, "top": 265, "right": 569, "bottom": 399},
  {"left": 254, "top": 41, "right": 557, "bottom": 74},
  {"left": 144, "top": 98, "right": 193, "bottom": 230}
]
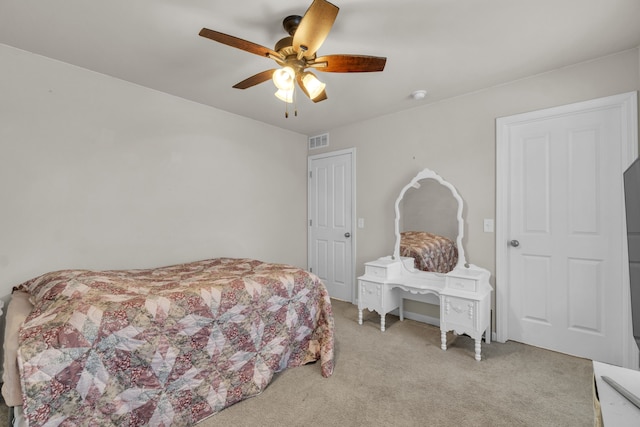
[{"left": 392, "top": 167, "right": 467, "bottom": 271}]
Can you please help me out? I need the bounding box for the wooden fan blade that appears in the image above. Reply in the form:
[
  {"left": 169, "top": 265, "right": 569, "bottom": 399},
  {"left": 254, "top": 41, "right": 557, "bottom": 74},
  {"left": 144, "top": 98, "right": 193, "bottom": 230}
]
[
  {"left": 199, "top": 28, "right": 282, "bottom": 60},
  {"left": 233, "top": 69, "right": 276, "bottom": 89},
  {"left": 296, "top": 74, "right": 328, "bottom": 103},
  {"left": 293, "top": 0, "right": 339, "bottom": 59},
  {"left": 311, "top": 55, "right": 387, "bottom": 72}
]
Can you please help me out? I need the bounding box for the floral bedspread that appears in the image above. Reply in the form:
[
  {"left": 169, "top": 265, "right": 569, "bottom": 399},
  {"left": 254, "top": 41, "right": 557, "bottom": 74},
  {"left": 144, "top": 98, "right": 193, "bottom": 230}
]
[
  {"left": 15, "top": 258, "right": 334, "bottom": 426},
  {"left": 400, "top": 231, "right": 458, "bottom": 273}
]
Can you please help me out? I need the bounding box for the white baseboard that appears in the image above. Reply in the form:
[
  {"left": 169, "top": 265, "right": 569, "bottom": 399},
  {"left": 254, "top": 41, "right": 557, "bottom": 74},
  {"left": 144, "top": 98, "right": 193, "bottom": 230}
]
[
  {"left": 390, "top": 308, "right": 497, "bottom": 342},
  {"left": 389, "top": 308, "right": 440, "bottom": 327}
]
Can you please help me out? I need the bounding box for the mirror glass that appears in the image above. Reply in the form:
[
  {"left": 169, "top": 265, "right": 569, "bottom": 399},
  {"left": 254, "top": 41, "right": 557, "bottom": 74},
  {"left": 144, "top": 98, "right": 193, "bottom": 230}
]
[{"left": 393, "top": 168, "right": 466, "bottom": 273}]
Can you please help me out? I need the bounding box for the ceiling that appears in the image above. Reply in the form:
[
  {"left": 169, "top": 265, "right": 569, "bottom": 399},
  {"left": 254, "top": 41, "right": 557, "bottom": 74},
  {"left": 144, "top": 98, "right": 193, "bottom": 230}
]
[{"left": 1, "top": 0, "right": 639, "bottom": 136}]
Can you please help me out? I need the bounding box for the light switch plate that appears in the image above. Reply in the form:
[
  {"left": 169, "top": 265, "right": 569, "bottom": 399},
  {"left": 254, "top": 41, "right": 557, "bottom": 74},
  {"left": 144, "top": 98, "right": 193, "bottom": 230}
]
[{"left": 483, "top": 219, "right": 494, "bottom": 233}]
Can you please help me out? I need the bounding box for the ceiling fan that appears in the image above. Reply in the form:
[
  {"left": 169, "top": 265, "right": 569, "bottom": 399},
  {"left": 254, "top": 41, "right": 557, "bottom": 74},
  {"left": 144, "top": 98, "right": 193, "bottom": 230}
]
[{"left": 199, "top": 0, "right": 387, "bottom": 116}]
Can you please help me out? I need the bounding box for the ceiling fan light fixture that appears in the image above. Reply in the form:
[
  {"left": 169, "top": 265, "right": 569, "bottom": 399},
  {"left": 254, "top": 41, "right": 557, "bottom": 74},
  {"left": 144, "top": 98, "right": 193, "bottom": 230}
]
[
  {"left": 275, "top": 88, "right": 294, "bottom": 103},
  {"left": 199, "top": 0, "right": 387, "bottom": 110},
  {"left": 272, "top": 66, "right": 295, "bottom": 90},
  {"left": 301, "top": 72, "right": 326, "bottom": 101}
]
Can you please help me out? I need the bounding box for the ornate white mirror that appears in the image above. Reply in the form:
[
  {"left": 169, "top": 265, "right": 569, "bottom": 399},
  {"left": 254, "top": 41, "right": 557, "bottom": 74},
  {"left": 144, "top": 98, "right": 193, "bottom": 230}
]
[{"left": 392, "top": 167, "right": 467, "bottom": 273}]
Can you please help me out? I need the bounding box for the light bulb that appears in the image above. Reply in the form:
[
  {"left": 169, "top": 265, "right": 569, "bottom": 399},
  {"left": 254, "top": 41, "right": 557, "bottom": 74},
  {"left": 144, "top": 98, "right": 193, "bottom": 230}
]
[
  {"left": 275, "top": 88, "right": 294, "bottom": 103},
  {"left": 301, "top": 72, "right": 326, "bottom": 101},
  {"left": 272, "top": 66, "right": 295, "bottom": 90}
]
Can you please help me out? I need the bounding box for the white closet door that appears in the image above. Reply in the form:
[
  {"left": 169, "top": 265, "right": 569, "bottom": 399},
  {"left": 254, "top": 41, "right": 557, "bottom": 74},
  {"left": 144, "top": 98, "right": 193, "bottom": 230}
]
[
  {"left": 497, "top": 92, "right": 638, "bottom": 367},
  {"left": 308, "top": 149, "right": 354, "bottom": 302}
]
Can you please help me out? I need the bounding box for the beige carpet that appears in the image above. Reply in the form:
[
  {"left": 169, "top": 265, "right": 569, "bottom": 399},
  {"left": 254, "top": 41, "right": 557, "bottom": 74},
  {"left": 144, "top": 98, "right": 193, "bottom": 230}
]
[{"left": 202, "top": 299, "right": 594, "bottom": 427}]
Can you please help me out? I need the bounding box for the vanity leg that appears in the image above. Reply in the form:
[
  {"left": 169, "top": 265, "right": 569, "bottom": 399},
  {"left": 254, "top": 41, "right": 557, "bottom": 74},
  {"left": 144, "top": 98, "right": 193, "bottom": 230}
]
[
  {"left": 358, "top": 309, "right": 363, "bottom": 325},
  {"left": 399, "top": 299, "right": 404, "bottom": 321},
  {"left": 475, "top": 339, "right": 482, "bottom": 361},
  {"left": 440, "top": 329, "right": 447, "bottom": 350},
  {"left": 380, "top": 313, "right": 386, "bottom": 332}
]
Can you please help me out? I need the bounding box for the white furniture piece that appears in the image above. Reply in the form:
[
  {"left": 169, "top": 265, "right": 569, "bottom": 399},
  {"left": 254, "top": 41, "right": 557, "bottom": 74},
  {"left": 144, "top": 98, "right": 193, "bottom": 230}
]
[
  {"left": 358, "top": 257, "right": 409, "bottom": 332},
  {"left": 358, "top": 168, "right": 493, "bottom": 361},
  {"left": 593, "top": 361, "right": 640, "bottom": 426}
]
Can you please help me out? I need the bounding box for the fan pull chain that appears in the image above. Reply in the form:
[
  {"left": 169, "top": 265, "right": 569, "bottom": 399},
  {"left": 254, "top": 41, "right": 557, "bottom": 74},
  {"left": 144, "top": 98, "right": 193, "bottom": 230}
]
[{"left": 284, "top": 86, "right": 298, "bottom": 118}]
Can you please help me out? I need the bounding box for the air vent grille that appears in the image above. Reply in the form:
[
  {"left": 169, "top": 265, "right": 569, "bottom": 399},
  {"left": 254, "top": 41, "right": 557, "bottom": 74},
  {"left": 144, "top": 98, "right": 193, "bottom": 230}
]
[{"left": 308, "top": 133, "right": 329, "bottom": 150}]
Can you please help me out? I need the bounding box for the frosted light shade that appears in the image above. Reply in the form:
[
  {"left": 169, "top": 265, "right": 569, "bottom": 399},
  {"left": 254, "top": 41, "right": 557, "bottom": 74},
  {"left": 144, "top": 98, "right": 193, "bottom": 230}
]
[
  {"left": 275, "top": 88, "right": 294, "bottom": 103},
  {"left": 301, "top": 72, "right": 326, "bottom": 100},
  {"left": 272, "top": 66, "right": 295, "bottom": 90}
]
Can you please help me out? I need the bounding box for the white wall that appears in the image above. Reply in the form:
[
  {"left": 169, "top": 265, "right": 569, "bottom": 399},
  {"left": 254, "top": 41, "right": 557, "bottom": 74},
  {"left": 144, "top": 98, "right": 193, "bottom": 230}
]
[
  {"left": 2, "top": 42, "right": 639, "bottom": 322},
  {"left": 316, "top": 48, "right": 640, "bottom": 319},
  {"left": 0, "top": 45, "right": 308, "bottom": 298}
]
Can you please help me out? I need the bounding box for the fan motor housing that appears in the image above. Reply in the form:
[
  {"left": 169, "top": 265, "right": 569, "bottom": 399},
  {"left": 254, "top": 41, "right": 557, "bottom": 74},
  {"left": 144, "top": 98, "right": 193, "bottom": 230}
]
[
  {"left": 282, "top": 15, "right": 302, "bottom": 36},
  {"left": 274, "top": 36, "right": 294, "bottom": 54}
]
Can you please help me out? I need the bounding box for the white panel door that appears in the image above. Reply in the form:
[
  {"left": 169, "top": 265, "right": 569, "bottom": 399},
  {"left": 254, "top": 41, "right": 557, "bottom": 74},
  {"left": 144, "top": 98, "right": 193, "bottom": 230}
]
[
  {"left": 308, "top": 150, "right": 354, "bottom": 301},
  {"left": 497, "top": 92, "right": 638, "bottom": 367}
]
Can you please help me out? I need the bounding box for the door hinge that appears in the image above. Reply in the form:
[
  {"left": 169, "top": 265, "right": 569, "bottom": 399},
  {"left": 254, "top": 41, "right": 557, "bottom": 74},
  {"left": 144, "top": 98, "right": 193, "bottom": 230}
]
[
  {"left": 310, "top": 267, "right": 313, "bottom": 273},
  {"left": 309, "top": 171, "right": 312, "bottom": 179},
  {"left": 309, "top": 219, "right": 312, "bottom": 226}
]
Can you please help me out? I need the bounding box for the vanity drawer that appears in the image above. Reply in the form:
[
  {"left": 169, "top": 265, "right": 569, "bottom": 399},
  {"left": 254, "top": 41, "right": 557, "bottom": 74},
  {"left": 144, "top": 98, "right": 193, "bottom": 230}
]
[
  {"left": 363, "top": 257, "right": 404, "bottom": 279},
  {"left": 443, "top": 296, "right": 475, "bottom": 329},
  {"left": 445, "top": 275, "right": 477, "bottom": 292},
  {"left": 359, "top": 280, "right": 382, "bottom": 309},
  {"left": 365, "top": 265, "right": 388, "bottom": 278}
]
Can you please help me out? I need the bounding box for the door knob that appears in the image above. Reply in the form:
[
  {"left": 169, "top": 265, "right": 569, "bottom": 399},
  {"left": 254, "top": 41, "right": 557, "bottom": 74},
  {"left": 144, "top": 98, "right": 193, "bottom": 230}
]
[
  {"left": 344, "top": 232, "right": 351, "bottom": 238},
  {"left": 509, "top": 239, "right": 520, "bottom": 247}
]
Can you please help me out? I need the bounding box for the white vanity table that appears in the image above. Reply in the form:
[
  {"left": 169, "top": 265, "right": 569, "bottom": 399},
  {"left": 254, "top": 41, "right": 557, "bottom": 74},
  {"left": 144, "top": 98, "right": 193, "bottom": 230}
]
[{"left": 358, "top": 168, "right": 493, "bottom": 361}]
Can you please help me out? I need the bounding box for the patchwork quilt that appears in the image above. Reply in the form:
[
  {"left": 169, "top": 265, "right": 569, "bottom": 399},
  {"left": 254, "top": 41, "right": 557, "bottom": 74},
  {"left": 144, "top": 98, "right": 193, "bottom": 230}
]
[
  {"left": 400, "top": 231, "right": 458, "bottom": 273},
  {"left": 15, "top": 258, "right": 334, "bottom": 426}
]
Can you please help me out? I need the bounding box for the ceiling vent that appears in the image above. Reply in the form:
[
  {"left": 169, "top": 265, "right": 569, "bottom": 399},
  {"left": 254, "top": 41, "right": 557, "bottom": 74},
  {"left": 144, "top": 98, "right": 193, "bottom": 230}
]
[{"left": 308, "top": 133, "right": 329, "bottom": 150}]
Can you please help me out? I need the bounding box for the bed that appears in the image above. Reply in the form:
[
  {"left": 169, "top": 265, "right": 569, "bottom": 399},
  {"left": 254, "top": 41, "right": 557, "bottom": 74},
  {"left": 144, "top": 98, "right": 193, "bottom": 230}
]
[
  {"left": 399, "top": 231, "right": 458, "bottom": 273},
  {"left": 1, "top": 257, "right": 334, "bottom": 426}
]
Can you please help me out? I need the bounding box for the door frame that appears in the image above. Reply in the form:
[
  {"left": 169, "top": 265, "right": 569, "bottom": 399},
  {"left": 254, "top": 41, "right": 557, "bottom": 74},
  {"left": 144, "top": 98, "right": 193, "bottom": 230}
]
[
  {"left": 495, "top": 92, "right": 638, "bottom": 367},
  {"left": 308, "top": 148, "right": 357, "bottom": 303}
]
